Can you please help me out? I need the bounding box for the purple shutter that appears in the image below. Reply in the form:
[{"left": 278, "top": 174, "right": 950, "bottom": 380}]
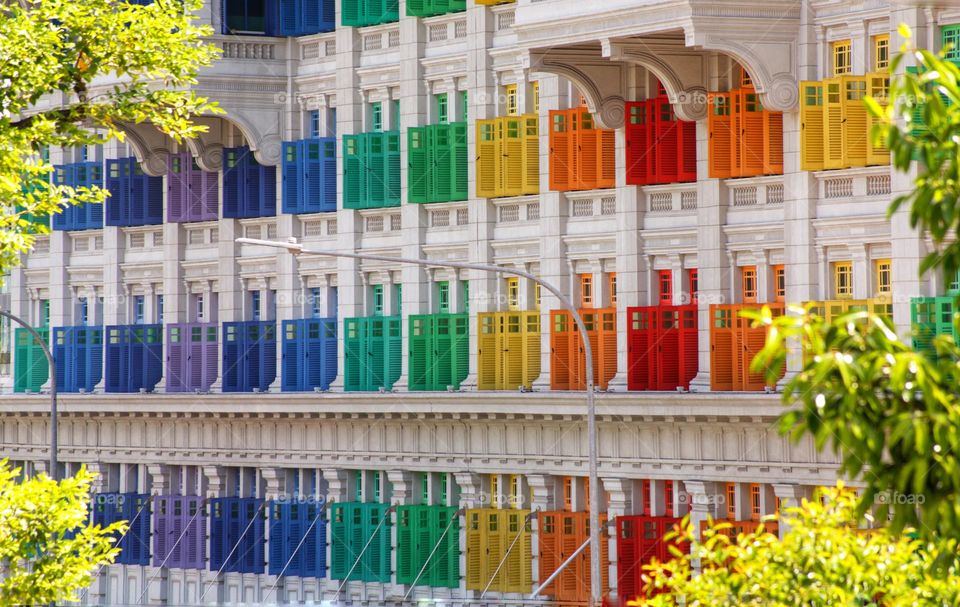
[
  {"left": 189, "top": 324, "right": 203, "bottom": 391},
  {"left": 166, "top": 325, "right": 184, "bottom": 392},
  {"left": 201, "top": 163, "right": 219, "bottom": 220},
  {"left": 203, "top": 323, "right": 219, "bottom": 391},
  {"left": 167, "top": 154, "right": 186, "bottom": 222},
  {"left": 185, "top": 496, "right": 206, "bottom": 569},
  {"left": 152, "top": 496, "right": 170, "bottom": 567}
]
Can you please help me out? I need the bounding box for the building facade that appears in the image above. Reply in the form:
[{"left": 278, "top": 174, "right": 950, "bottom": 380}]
[{"left": 0, "top": 0, "right": 955, "bottom": 604}]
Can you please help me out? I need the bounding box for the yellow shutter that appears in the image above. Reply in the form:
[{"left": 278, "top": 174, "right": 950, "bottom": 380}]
[
  {"left": 477, "top": 313, "right": 498, "bottom": 390},
  {"left": 503, "top": 314, "right": 524, "bottom": 390},
  {"left": 522, "top": 114, "right": 540, "bottom": 195},
  {"left": 823, "top": 78, "right": 845, "bottom": 169},
  {"left": 842, "top": 75, "right": 868, "bottom": 167},
  {"left": 799, "top": 81, "right": 824, "bottom": 171},
  {"left": 502, "top": 117, "right": 524, "bottom": 196},
  {"left": 866, "top": 73, "right": 890, "bottom": 166},
  {"left": 522, "top": 311, "right": 541, "bottom": 389},
  {"left": 476, "top": 119, "right": 500, "bottom": 198}
]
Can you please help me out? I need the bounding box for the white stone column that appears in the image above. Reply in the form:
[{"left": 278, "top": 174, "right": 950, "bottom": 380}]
[{"left": 772, "top": 483, "right": 813, "bottom": 538}]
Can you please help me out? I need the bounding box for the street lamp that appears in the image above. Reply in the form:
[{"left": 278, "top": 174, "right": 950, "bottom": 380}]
[
  {"left": 0, "top": 310, "right": 57, "bottom": 480},
  {"left": 237, "top": 237, "right": 603, "bottom": 606}
]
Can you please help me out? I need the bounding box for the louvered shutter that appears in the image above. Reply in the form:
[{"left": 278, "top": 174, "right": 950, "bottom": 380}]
[
  {"left": 548, "top": 110, "right": 571, "bottom": 191},
  {"left": 408, "top": 316, "right": 430, "bottom": 390},
  {"left": 866, "top": 73, "right": 891, "bottom": 166},
  {"left": 522, "top": 312, "right": 541, "bottom": 390},
  {"left": 341, "top": 0, "right": 361, "bottom": 26},
  {"left": 476, "top": 119, "right": 499, "bottom": 198},
  {"left": 281, "top": 320, "right": 301, "bottom": 391},
  {"left": 282, "top": 141, "right": 301, "bottom": 213},
  {"left": 678, "top": 304, "right": 699, "bottom": 390},
  {"left": 654, "top": 97, "right": 679, "bottom": 183},
  {"left": 624, "top": 102, "right": 649, "bottom": 185},
  {"left": 464, "top": 510, "right": 483, "bottom": 590},
  {"left": 522, "top": 114, "right": 540, "bottom": 194},
  {"left": 597, "top": 309, "right": 618, "bottom": 390},
  {"left": 105, "top": 159, "right": 126, "bottom": 226},
  {"left": 800, "top": 81, "right": 825, "bottom": 171},
  {"left": 627, "top": 308, "right": 653, "bottom": 391},
  {"left": 222, "top": 148, "right": 242, "bottom": 218},
  {"left": 710, "top": 305, "right": 736, "bottom": 391},
  {"left": 842, "top": 75, "right": 869, "bottom": 167},
  {"left": 477, "top": 313, "right": 498, "bottom": 389},
  {"left": 451, "top": 122, "right": 469, "bottom": 201},
  {"left": 167, "top": 153, "right": 187, "bottom": 222},
  {"left": 737, "top": 88, "right": 766, "bottom": 176},
  {"left": 344, "top": 318, "right": 362, "bottom": 391},
  {"left": 823, "top": 78, "right": 845, "bottom": 169},
  {"left": 408, "top": 128, "right": 429, "bottom": 203},
  {"left": 550, "top": 311, "right": 572, "bottom": 390},
  {"left": 708, "top": 92, "right": 733, "bottom": 178},
  {"left": 385, "top": 316, "right": 402, "bottom": 389},
  {"left": 451, "top": 314, "right": 470, "bottom": 389},
  {"left": 304, "top": 139, "right": 324, "bottom": 213},
  {"left": 385, "top": 131, "right": 402, "bottom": 206},
  {"left": 538, "top": 512, "right": 560, "bottom": 596},
  {"left": 342, "top": 135, "right": 364, "bottom": 209},
  {"left": 396, "top": 507, "right": 415, "bottom": 583}
]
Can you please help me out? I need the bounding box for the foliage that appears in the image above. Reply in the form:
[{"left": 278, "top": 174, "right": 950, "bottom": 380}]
[
  {"left": 629, "top": 484, "right": 960, "bottom": 607},
  {"left": 0, "top": 462, "right": 124, "bottom": 604},
  {"left": 0, "top": 0, "right": 220, "bottom": 275}
]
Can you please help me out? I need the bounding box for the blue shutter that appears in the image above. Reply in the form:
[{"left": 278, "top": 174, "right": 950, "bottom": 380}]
[
  {"left": 304, "top": 139, "right": 323, "bottom": 213},
  {"left": 282, "top": 141, "right": 301, "bottom": 214},
  {"left": 85, "top": 163, "right": 104, "bottom": 228},
  {"left": 222, "top": 323, "right": 241, "bottom": 391},
  {"left": 222, "top": 148, "right": 242, "bottom": 218},
  {"left": 210, "top": 499, "right": 226, "bottom": 570},
  {"left": 105, "top": 159, "right": 126, "bottom": 226},
  {"left": 257, "top": 157, "right": 278, "bottom": 217},
  {"left": 279, "top": 0, "right": 300, "bottom": 35},
  {"left": 268, "top": 501, "right": 285, "bottom": 575},
  {"left": 281, "top": 320, "right": 302, "bottom": 391}
]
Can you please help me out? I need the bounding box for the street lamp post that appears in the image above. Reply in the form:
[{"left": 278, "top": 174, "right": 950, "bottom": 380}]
[
  {"left": 237, "top": 237, "right": 603, "bottom": 606},
  {"left": 0, "top": 310, "right": 57, "bottom": 481}
]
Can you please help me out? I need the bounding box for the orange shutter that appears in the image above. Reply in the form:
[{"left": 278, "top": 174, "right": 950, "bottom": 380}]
[
  {"left": 708, "top": 92, "right": 733, "bottom": 178},
  {"left": 548, "top": 110, "right": 571, "bottom": 191}
]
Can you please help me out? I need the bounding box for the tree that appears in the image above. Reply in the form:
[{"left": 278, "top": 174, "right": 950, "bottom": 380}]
[
  {"left": 0, "top": 0, "right": 220, "bottom": 274},
  {"left": 0, "top": 463, "right": 124, "bottom": 605},
  {"left": 631, "top": 484, "right": 960, "bottom": 607},
  {"left": 748, "top": 25, "right": 960, "bottom": 546}
]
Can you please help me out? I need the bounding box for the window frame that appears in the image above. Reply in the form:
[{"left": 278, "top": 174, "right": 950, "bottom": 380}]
[
  {"left": 832, "top": 39, "right": 852, "bottom": 76},
  {"left": 834, "top": 261, "right": 854, "bottom": 299}
]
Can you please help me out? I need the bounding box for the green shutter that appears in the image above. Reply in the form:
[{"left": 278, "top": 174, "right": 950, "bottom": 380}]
[
  {"left": 14, "top": 327, "right": 49, "bottom": 393},
  {"left": 408, "top": 127, "right": 429, "bottom": 203},
  {"left": 408, "top": 316, "right": 431, "bottom": 390},
  {"left": 451, "top": 122, "right": 469, "bottom": 201},
  {"left": 385, "top": 131, "right": 402, "bottom": 206},
  {"left": 408, "top": 313, "right": 470, "bottom": 391},
  {"left": 343, "top": 134, "right": 365, "bottom": 209},
  {"left": 431, "top": 125, "right": 452, "bottom": 202},
  {"left": 396, "top": 507, "right": 415, "bottom": 583},
  {"left": 911, "top": 296, "right": 956, "bottom": 360}
]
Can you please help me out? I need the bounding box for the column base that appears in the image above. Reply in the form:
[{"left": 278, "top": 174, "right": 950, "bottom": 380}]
[
  {"left": 459, "top": 372, "right": 479, "bottom": 391},
  {"left": 606, "top": 371, "right": 628, "bottom": 392},
  {"left": 531, "top": 373, "right": 551, "bottom": 392},
  {"left": 689, "top": 371, "right": 712, "bottom": 393},
  {"left": 393, "top": 374, "right": 409, "bottom": 392}
]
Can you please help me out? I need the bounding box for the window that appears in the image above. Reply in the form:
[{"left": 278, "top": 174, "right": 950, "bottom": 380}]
[
  {"left": 440, "top": 473, "right": 448, "bottom": 504},
  {"left": 506, "top": 278, "right": 520, "bottom": 311},
  {"left": 460, "top": 91, "right": 468, "bottom": 121},
  {"left": 563, "top": 477, "right": 573, "bottom": 511},
  {"left": 371, "top": 102, "right": 383, "bottom": 132},
  {"left": 832, "top": 40, "right": 852, "bottom": 76},
  {"left": 773, "top": 265, "right": 785, "bottom": 303},
  {"left": 311, "top": 287, "right": 322, "bottom": 318},
  {"left": 224, "top": 0, "right": 267, "bottom": 34},
  {"left": 490, "top": 475, "right": 500, "bottom": 506},
  {"left": 437, "top": 281, "right": 450, "bottom": 313},
  {"left": 421, "top": 473, "right": 430, "bottom": 504},
  {"left": 504, "top": 84, "right": 518, "bottom": 116},
  {"left": 609, "top": 273, "right": 618, "bottom": 306},
  {"left": 269, "top": 289, "right": 277, "bottom": 320},
  {"left": 327, "top": 107, "right": 337, "bottom": 137},
  {"left": 79, "top": 297, "right": 89, "bottom": 326},
  {"left": 250, "top": 291, "right": 261, "bottom": 321},
  {"left": 532, "top": 81, "right": 540, "bottom": 114},
  {"left": 40, "top": 300, "right": 50, "bottom": 327},
  {"left": 393, "top": 284, "right": 402, "bottom": 315},
  {"left": 435, "top": 93, "right": 448, "bottom": 124},
  {"left": 875, "top": 259, "right": 892, "bottom": 296},
  {"left": 658, "top": 270, "right": 672, "bottom": 305},
  {"left": 741, "top": 266, "right": 758, "bottom": 303},
  {"left": 579, "top": 274, "right": 593, "bottom": 308},
  {"left": 535, "top": 283, "right": 541, "bottom": 310},
  {"left": 725, "top": 483, "right": 736, "bottom": 519},
  {"left": 195, "top": 294, "right": 204, "bottom": 322},
  {"left": 309, "top": 110, "right": 320, "bottom": 138},
  {"left": 373, "top": 471, "right": 382, "bottom": 502},
  {"left": 390, "top": 100, "right": 399, "bottom": 130},
  {"left": 156, "top": 295, "right": 164, "bottom": 322},
  {"left": 834, "top": 262, "right": 853, "bottom": 299},
  {"left": 509, "top": 475, "right": 521, "bottom": 509},
  {"left": 134, "top": 295, "right": 145, "bottom": 324},
  {"left": 372, "top": 285, "right": 384, "bottom": 316},
  {"left": 462, "top": 281, "right": 469, "bottom": 313},
  {"left": 665, "top": 480, "right": 674, "bottom": 516},
  {"left": 944, "top": 25, "right": 960, "bottom": 61},
  {"left": 750, "top": 483, "right": 761, "bottom": 521},
  {"left": 873, "top": 34, "right": 889, "bottom": 71},
  {"left": 689, "top": 269, "right": 698, "bottom": 304},
  {"left": 354, "top": 471, "right": 363, "bottom": 502}
]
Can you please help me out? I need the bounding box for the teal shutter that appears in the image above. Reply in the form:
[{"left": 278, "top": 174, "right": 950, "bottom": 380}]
[{"left": 408, "top": 128, "right": 428, "bottom": 203}]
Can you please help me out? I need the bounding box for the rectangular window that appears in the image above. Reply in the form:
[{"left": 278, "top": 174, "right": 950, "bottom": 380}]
[
  {"left": 462, "top": 281, "right": 469, "bottom": 314},
  {"left": 490, "top": 475, "right": 500, "bottom": 507},
  {"left": 327, "top": 107, "right": 337, "bottom": 137},
  {"left": 834, "top": 262, "right": 853, "bottom": 299},
  {"left": 579, "top": 274, "right": 593, "bottom": 308},
  {"left": 195, "top": 294, "right": 204, "bottom": 322},
  {"left": 354, "top": 471, "right": 363, "bottom": 502},
  {"left": 873, "top": 34, "right": 890, "bottom": 71},
  {"left": 224, "top": 0, "right": 267, "bottom": 34},
  {"left": 944, "top": 25, "right": 960, "bottom": 61},
  {"left": 134, "top": 295, "right": 145, "bottom": 325},
  {"left": 510, "top": 475, "right": 521, "bottom": 509},
  {"left": 532, "top": 81, "right": 540, "bottom": 114},
  {"left": 269, "top": 289, "right": 277, "bottom": 320},
  {"left": 393, "top": 284, "right": 402, "bottom": 315},
  {"left": 505, "top": 84, "right": 518, "bottom": 116},
  {"left": 156, "top": 295, "right": 164, "bottom": 322},
  {"left": 372, "top": 285, "right": 384, "bottom": 317},
  {"left": 421, "top": 473, "right": 430, "bottom": 504},
  {"left": 609, "top": 273, "right": 618, "bottom": 306},
  {"left": 665, "top": 480, "right": 674, "bottom": 517},
  {"left": 80, "top": 298, "right": 88, "bottom": 325},
  {"left": 658, "top": 270, "right": 672, "bottom": 305},
  {"left": 309, "top": 110, "right": 320, "bottom": 138},
  {"left": 725, "top": 483, "right": 736, "bottom": 519},
  {"left": 437, "top": 281, "right": 450, "bottom": 313},
  {"left": 741, "top": 266, "right": 758, "bottom": 303},
  {"left": 535, "top": 283, "right": 541, "bottom": 310},
  {"left": 250, "top": 291, "right": 261, "bottom": 321},
  {"left": 373, "top": 470, "right": 382, "bottom": 502},
  {"left": 506, "top": 278, "right": 520, "bottom": 311},
  {"left": 563, "top": 477, "right": 573, "bottom": 511},
  {"left": 435, "top": 93, "right": 448, "bottom": 125},
  {"left": 750, "top": 483, "right": 761, "bottom": 521},
  {"left": 390, "top": 100, "right": 399, "bottom": 130},
  {"left": 875, "top": 259, "right": 892, "bottom": 296},
  {"left": 40, "top": 300, "right": 50, "bottom": 327},
  {"left": 832, "top": 40, "right": 852, "bottom": 76},
  {"left": 773, "top": 265, "right": 785, "bottom": 303},
  {"left": 689, "top": 269, "right": 698, "bottom": 304},
  {"left": 371, "top": 102, "right": 383, "bottom": 132},
  {"left": 311, "top": 287, "right": 322, "bottom": 318}
]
